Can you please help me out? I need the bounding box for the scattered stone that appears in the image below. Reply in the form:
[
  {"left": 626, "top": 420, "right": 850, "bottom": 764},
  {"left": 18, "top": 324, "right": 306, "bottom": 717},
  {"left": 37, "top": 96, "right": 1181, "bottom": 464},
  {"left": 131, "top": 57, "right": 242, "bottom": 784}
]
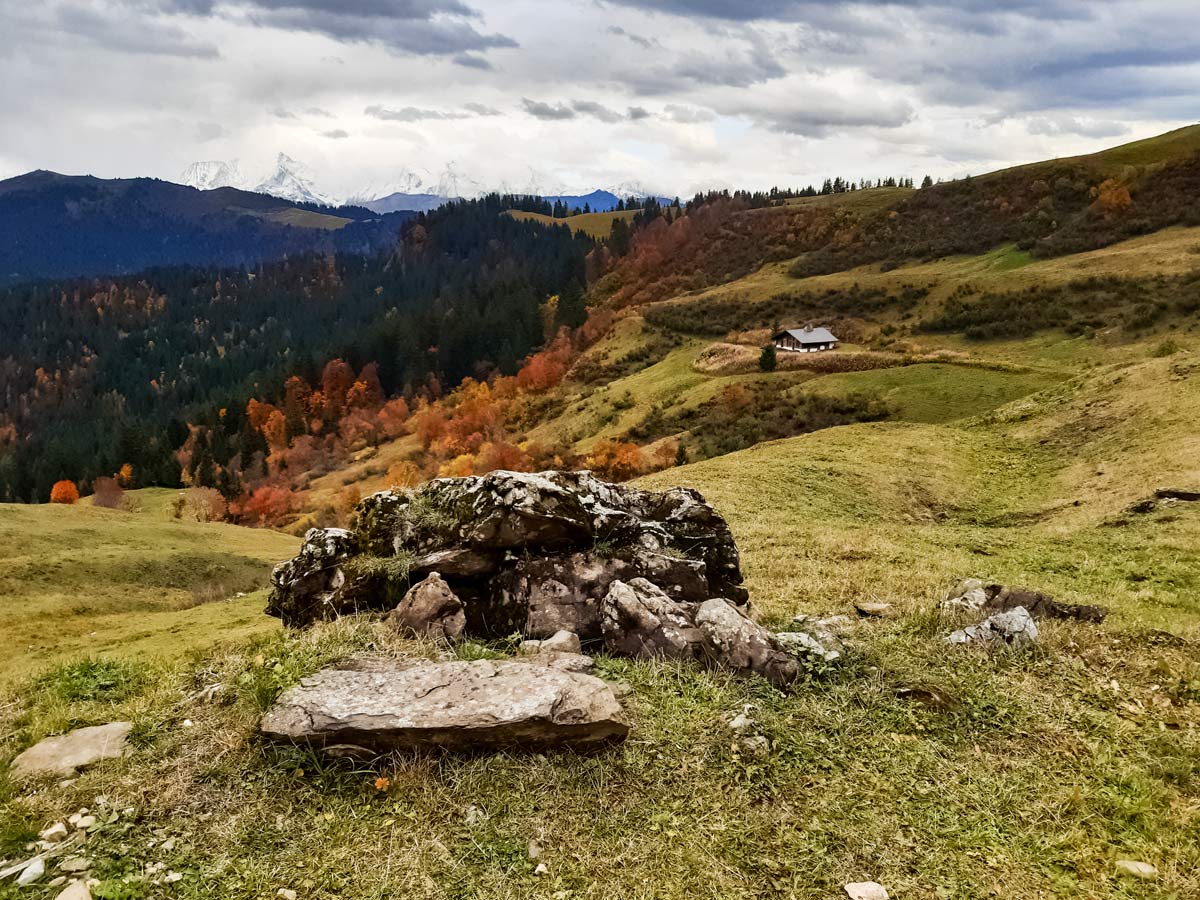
[
  {"left": 696, "top": 598, "right": 800, "bottom": 689},
  {"left": 540, "top": 630, "right": 582, "bottom": 655},
  {"left": 73, "top": 816, "right": 97, "bottom": 831},
  {"left": 787, "top": 614, "right": 850, "bottom": 655},
  {"left": 527, "top": 839, "right": 543, "bottom": 861},
  {"left": 10, "top": 723, "right": 133, "bottom": 780},
  {"left": 776, "top": 630, "right": 842, "bottom": 664},
  {"left": 738, "top": 734, "right": 770, "bottom": 757},
  {"left": 943, "top": 580, "right": 1106, "bottom": 622},
  {"left": 1114, "top": 860, "right": 1157, "bottom": 880},
  {"left": 60, "top": 858, "right": 90, "bottom": 874},
  {"left": 844, "top": 882, "right": 889, "bottom": 900},
  {"left": 517, "top": 631, "right": 593, "bottom": 672},
  {"left": 16, "top": 857, "right": 45, "bottom": 886},
  {"left": 261, "top": 659, "right": 629, "bottom": 752},
  {"left": 533, "top": 862, "right": 549, "bottom": 876},
  {"left": 727, "top": 709, "right": 755, "bottom": 733},
  {"left": 854, "top": 601, "right": 893, "bottom": 618},
  {"left": 600, "top": 579, "right": 704, "bottom": 661},
  {"left": 54, "top": 880, "right": 92, "bottom": 900},
  {"left": 946, "top": 606, "right": 1038, "bottom": 648},
  {"left": 386, "top": 573, "right": 466, "bottom": 640},
  {"left": 519, "top": 630, "right": 582, "bottom": 656},
  {"left": 943, "top": 578, "right": 989, "bottom": 613},
  {"left": 38, "top": 823, "right": 69, "bottom": 843},
  {"left": 276, "top": 890, "right": 298, "bottom": 900}
]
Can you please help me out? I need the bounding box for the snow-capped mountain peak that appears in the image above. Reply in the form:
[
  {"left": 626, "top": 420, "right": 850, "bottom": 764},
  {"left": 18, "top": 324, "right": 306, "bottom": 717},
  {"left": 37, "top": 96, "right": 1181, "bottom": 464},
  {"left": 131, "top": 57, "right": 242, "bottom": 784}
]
[
  {"left": 254, "top": 152, "right": 333, "bottom": 207},
  {"left": 345, "top": 169, "right": 433, "bottom": 206},
  {"left": 179, "top": 159, "right": 244, "bottom": 191}
]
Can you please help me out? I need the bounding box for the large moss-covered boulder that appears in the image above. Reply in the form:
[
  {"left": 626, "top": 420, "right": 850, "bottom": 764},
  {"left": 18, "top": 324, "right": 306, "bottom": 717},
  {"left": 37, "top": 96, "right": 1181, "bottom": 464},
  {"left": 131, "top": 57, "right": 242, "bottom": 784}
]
[{"left": 266, "top": 470, "right": 748, "bottom": 630}]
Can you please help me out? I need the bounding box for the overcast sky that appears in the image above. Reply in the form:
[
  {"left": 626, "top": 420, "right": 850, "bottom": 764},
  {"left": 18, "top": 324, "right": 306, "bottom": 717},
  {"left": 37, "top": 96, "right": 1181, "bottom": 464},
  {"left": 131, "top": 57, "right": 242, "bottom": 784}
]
[{"left": 1, "top": 0, "right": 1197, "bottom": 198}]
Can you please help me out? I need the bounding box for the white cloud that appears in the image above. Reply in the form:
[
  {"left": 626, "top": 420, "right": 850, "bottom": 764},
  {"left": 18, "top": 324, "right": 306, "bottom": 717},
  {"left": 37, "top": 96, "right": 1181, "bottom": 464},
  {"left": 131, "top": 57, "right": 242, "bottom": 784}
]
[{"left": 0, "top": 0, "right": 1194, "bottom": 197}]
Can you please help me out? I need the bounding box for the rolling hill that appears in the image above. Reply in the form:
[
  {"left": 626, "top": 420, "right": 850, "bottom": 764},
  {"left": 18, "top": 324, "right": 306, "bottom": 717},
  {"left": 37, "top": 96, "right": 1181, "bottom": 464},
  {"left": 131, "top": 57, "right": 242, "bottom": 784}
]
[{"left": 0, "top": 170, "right": 412, "bottom": 282}]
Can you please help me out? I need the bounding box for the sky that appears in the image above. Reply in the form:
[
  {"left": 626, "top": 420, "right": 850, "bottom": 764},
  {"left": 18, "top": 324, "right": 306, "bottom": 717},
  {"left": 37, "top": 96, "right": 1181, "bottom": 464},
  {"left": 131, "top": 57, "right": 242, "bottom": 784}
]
[{"left": 0, "top": 0, "right": 1198, "bottom": 199}]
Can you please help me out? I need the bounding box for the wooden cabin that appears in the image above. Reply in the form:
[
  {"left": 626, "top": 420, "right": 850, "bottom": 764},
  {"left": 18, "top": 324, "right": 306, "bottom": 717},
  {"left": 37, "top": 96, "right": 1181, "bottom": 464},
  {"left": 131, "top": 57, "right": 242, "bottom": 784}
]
[{"left": 772, "top": 326, "right": 839, "bottom": 353}]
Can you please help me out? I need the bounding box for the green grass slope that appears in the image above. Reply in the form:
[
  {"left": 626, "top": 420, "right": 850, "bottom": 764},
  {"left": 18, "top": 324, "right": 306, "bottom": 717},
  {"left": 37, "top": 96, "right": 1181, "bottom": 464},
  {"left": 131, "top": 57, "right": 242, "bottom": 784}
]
[
  {"left": 0, "top": 354, "right": 1197, "bottom": 900},
  {"left": 0, "top": 500, "right": 293, "bottom": 682},
  {"left": 1002, "top": 123, "right": 1200, "bottom": 178},
  {"left": 508, "top": 208, "right": 641, "bottom": 238}
]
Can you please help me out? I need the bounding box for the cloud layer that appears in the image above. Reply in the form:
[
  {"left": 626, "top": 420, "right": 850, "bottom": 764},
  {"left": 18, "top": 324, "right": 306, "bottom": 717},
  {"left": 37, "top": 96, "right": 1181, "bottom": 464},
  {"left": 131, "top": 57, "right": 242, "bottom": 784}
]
[{"left": 0, "top": 0, "right": 1196, "bottom": 196}]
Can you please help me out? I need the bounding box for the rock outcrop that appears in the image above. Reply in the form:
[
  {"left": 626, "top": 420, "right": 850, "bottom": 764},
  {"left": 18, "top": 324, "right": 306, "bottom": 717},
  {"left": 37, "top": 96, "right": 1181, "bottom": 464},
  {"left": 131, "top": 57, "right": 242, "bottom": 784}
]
[
  {"left": 943, "top": 579, "right": 1106, "bottom": 622},
  {"left": 265, "top": 471, "right": 833, "bottom": 690},
  {"left": 946, "top": 606, "right": 1039, "bottom": 647},
  {"left": 260, "top": 659, "right": 629, "bottom": 751},
  {"left": 10, "top": 722, "right": 133, "bottom": 780},
  {"left": 267, "top": 471, "right": 748, "bottom": 632}
]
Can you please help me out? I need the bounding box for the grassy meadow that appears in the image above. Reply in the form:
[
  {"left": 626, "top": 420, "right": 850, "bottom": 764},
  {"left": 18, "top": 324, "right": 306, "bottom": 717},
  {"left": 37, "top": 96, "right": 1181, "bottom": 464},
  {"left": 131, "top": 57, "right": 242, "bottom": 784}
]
[
  {"left": 1, "top": 346, "right": 1198, "bottom": 899},
  {"left": 2, "top": 216, "right": 1200, "bottom": 899},
  {"left": 0, "top": 497, "right": 292, "bottom": 683}
]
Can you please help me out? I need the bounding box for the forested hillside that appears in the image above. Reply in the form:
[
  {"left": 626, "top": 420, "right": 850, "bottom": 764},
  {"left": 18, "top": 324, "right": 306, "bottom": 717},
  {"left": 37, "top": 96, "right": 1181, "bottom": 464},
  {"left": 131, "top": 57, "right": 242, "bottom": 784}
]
[
  {"left": 0, "top": 170, "right": 413, "bottom": 282},
  {"left": 0, "top": 196, "right": 590, "bottom": 502},
  {"left": 5, "top": 127, "right": 1200, "bottom": 518}
]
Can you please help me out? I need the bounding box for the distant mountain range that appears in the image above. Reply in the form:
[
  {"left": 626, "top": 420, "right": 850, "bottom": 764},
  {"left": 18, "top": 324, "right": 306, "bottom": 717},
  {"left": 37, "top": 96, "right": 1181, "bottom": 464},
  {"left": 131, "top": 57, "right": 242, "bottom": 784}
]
[
  {"left": 0, "top": 156, "right": 674, "bottom": 283},
  {"left": 0, "top": 169, "right": 411, "bottom": 282},
  {"left": 180, "top": 154, "right": 673, "bottom": 213}
]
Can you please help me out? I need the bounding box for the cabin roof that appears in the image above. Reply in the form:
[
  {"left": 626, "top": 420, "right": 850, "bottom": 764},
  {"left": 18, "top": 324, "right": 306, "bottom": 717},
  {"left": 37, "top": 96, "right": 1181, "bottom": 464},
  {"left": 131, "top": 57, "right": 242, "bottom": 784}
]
[{"left": 775, "top": 327, "right": 839, "bottom": 343}]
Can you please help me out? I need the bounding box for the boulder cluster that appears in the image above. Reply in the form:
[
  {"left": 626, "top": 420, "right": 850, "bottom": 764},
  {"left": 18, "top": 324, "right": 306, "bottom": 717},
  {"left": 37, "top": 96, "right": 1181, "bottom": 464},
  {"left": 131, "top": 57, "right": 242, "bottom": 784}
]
[
  {"left": 267, "top": 471, "right": 837, "bottom": 689},
  {"left": 942, "top": 578, "right": 1107, "bottom": 647}
]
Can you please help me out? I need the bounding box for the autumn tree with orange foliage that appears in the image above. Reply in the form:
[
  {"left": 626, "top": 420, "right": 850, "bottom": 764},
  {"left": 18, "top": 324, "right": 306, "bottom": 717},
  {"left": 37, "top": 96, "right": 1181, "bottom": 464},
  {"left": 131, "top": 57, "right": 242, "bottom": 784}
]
[
  {"left": 1092, "top": 178, "right": 1132, "bottom": 216},
  {"left": 237, "top": 484, "right": 294, "bottom": 526},
  {"left": 583, "top": 440, "right": 646, "bottom": 482},
  {"left": 49, "top": 479, "right": 80, "bottom": 504},
  {"left": 517, "top": 331, "right": 574, "bottom": 393},
  {"left": 475, "top": 440, "right": 532, "bottom": 474}
]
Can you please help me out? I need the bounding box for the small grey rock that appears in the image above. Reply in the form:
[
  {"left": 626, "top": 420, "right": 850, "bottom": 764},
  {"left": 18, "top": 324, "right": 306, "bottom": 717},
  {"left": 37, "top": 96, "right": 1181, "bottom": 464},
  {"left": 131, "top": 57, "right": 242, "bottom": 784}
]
[
  {"left": 10, "top": 723, "right": 132, "bottom": 780},
  {"left": 1114, "top": 859, "right": 1157, "bottom": 880},
  {"left": 946, "top": 606, "right": 1038, "bottom": 647}
]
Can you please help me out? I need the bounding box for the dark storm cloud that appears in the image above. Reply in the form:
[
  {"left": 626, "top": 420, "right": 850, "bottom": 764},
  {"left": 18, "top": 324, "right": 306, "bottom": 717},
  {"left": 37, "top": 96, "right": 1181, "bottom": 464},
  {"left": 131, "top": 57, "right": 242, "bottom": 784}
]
[
  {"left": 760, "top": 101, "right": 916, "bottom": 136},
  {"left": 624, "top": 41, "right": 786, "bottom": 96},
  {"left": 463, "top": 102, "right": 500, "bottom": 116},
  {"left": 322, "top": 128, "right": 349, "bottom": 138},
  {"left": 604, "top": 0, "right": 1091, "bottom": 24},
  {"left": 452, "top": 52, "right": 495, "bottom": 69},
  {"left": 522, "top": 99, "right": 650, "bottom": 123},
  {"left": 54, "top": 3, "right": 220, "bottom": 57},
  {"left": 521, "top": 98, "right": 577, "bottom": 120},
  {"left": 571, "top": 100, "right": 624, "bottom": 123},
  {"left": 672, "top": 47, "right": 786, "bottom": 88},
  {"left": 606, "top": 25, "right": 656, "bottom": 49},
  {"left": 120, "top": 0, "right": 518, "bottom": 58},
  {"left": 365, "top": 104, "right": 470, "bottom": 121}
]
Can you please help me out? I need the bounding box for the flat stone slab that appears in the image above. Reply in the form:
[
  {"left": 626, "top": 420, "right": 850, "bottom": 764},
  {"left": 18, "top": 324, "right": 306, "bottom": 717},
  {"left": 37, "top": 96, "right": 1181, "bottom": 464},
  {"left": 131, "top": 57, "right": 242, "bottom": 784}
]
[
  {"left": 10, "top": 722, "right": 133, "bottom": 780},
  {"left": 261, "top": 659, "right": 629, "bottom": 752}
]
